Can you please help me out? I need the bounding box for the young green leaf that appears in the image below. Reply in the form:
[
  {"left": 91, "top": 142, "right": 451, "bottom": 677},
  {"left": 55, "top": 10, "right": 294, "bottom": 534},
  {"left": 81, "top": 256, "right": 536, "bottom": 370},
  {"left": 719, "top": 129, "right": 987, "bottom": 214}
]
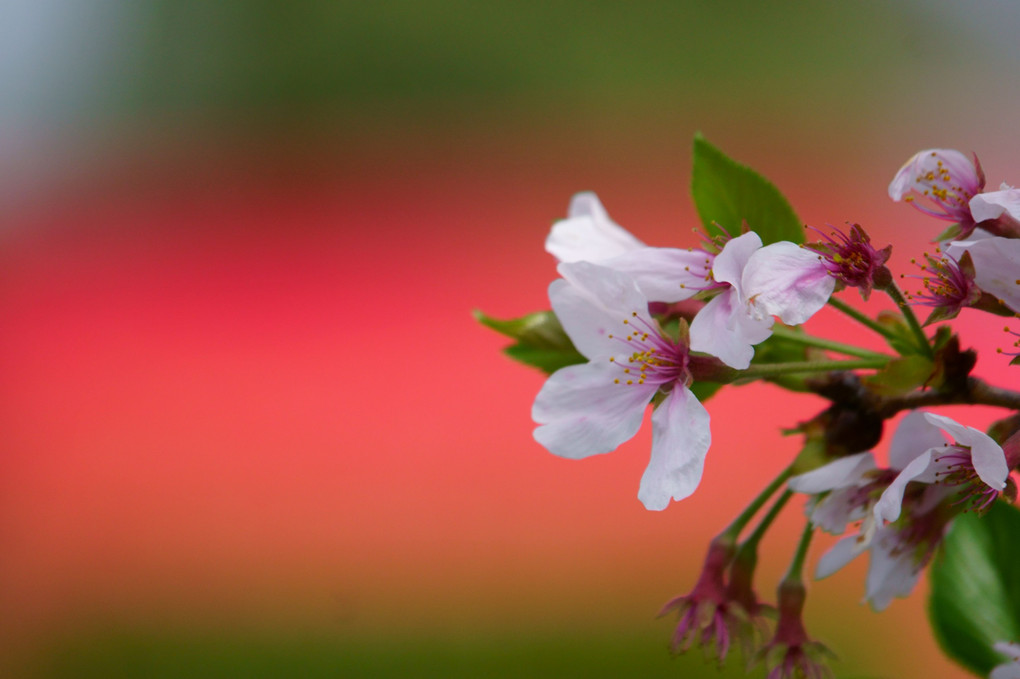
[
  {"left": 474, "top": 309, "right": 586, "bottom": 374},
  {"left": 863, "top": 355, "right": 934, "bottom": 396},
  {"left": 691, "top": 133, "right": 804, "bottom": 245},
  {"left": 929, "top": 502, "right": 1020, "bottom": 676}
]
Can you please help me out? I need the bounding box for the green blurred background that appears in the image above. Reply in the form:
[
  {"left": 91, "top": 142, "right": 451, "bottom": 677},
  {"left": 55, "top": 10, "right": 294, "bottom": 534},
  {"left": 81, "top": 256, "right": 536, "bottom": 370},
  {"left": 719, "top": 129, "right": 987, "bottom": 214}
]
[{"left": 3, "top": 2, "right": 1020, "bottom": 677}]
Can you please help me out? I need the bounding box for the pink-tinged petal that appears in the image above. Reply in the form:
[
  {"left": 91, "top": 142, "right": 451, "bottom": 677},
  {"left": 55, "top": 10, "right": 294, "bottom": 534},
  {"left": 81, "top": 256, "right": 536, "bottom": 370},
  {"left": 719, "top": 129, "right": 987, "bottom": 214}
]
[
  {"left": 741, "top": 242, "right": 835, "bottom": 325},
  {"left": 991, "top": 661, "right": 1020, "bottom": 679},
  {"left": 889, "top": 149, "right": 982, "bottom": 201},
  {"left": 711, "top": 231, "right": 762, "bottom": 292},
  {"left": 944, "top": 237, "right": 1020, "bottom": 313},
  {"left": 969, "top": 185, "right": 1020, "bottom": 223},
  {"left": 788, "top": 452, "right": 876, "bottom": 494},
  {"left": 637, "top": 386, "right": 711, "bottom": 510},
  {"left": 874, "top": 449, "right": 938, "bottom": 524},
  {"left": 865, "top": 528, "right": 922, "bottom": 611},
  {"left": 992, "top": 643, "right": 1020, "bottom": 679},
  {"left": 888, "top": 410, "right": 948, "bottom": 471},
  {"left": 689, "top": 288, "right": 773, "bottom": 369},
  {"left": 809, "top": 487, "right": 868, "bottom": 535},
  {"left": 533, "top": 362, "right": 655, "bottom": 460},
  {"left": 816, "top": 535, "right": 866, "bottom": 579},
  {"left": 597, "top": 247, "right": 713, "bottom": 303},
  {"left": 546, "top": 192, "right": 644, "bottom": 263},
  {"left": 923, "top": 413, "right": 1008, "bottom": 490},
  {"left": 996, "top": 642, "right": 1020, "bottom": 656},
  {"left": 547, "top": 279, "right": 624, "bottom": 361},
  {"left": 550, "top": 263, "right": 652, "bottom": 360}
]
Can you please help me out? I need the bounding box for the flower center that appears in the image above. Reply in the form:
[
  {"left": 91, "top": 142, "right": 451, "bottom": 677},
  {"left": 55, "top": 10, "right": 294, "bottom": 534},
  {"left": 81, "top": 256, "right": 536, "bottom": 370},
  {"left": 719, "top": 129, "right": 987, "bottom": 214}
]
[
  {"left": 607, "top": 312, "right": 687, "bottom": 387},
  {"left": 997, "top": 326, "right": 1020, "bottom": 360},
  {"left": 904, "top": 252, "right": 976, "bottom": 311},
  {"left": 903, "top": 154, "right": 978, "bottom": 221},
  {"left": 887, "top": 506, "right": 948, "bottom": 568},
  {"left": 933, "top": 445, "right": 1001, "bottom": 513}
]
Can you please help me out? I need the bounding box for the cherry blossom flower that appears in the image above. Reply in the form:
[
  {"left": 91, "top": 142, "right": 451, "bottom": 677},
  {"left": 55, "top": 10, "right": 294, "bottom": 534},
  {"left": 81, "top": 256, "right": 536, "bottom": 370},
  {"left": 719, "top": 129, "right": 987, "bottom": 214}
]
[
  {"left": 944, "top": 237, "right": 1020, "bottom": 314},
  {"left": 531, "top": 261, "right": 711, "bottom": 510},
  {"left": 889, "top": 149, "right": 985, "bottom": 235},
  {"left": 787, "top": 411, "right": 1007, "bottom": 610},
  {"left": 992, "top": 642, "right": 1020, "bottom": 679},
  {"left": 742, "top": 224, "right": 890, "bottom": 326},
  {"left": 545, "top": 192, "right": 717, "bottom": 303},
  {"left": 689, "top": 231, "right": 774, "bottom": 370},
  {"left": 903, "top": 250, "right": 982, "bottom": 323},
  {"left": 865, "top": 413, "right": 1007, "bottom": 609},
  {"left": 875, "top": 413, "right": 1009, "bottom": 524},
  {"left": 788, "top": 412, "right": 943, "bottom": 581}
]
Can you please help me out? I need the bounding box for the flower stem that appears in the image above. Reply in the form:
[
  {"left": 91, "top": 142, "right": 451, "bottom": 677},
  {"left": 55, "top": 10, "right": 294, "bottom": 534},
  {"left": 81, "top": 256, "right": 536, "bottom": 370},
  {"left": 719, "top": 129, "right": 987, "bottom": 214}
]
[
  {"left": 769, "top": 325, "right": 891, "bottom": 360},
  {"left": 827, "top": 296, "right": 899, "bottom": 341},
  {"left": 738, "top": 357, "right": 889, "bottom": 381},
  {"left": 880, "top": 279, "right": 935, "bottom": 358},
  {"left": 782, "top": 521, "right": 815, "bottom": 584},
  {"left": 739, "top": 489, "right": 794, "bottom": 555},
  {"left": 718, "top": 467, "right": 794, "bottom": 545}
]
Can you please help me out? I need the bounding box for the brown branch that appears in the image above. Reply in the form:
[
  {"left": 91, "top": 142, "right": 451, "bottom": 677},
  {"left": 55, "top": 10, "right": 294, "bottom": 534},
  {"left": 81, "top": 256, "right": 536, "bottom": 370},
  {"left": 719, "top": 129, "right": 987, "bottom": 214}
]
[{"left": 875, "top": 377, "right": 1020, "bottom": 418}]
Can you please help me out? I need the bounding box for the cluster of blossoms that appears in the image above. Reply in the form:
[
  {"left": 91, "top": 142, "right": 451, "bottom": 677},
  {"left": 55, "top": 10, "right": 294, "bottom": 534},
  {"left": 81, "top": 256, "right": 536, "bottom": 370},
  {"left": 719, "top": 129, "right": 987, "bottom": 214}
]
[{"left": 482, "top": 145, "right": 1020, "bottom": 678}]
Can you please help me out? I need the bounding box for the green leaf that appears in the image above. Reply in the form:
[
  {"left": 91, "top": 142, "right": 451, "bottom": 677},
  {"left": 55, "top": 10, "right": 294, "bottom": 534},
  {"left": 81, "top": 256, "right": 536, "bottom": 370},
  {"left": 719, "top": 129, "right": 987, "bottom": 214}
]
[
  {"left": 475, "top": 309, "right": 586, "bottom": 374},
  {"left": 691, "top": 133, "right": 803, "bottom": 245},
  {"left": 863, "top": 355, "right": 933, "bottom": 396},
  {"left": 876, "top": 310, "right": 924, "bottom": 356},
  {"left": 933, "top": 222, "right": 964, "bottom": 242},
  {"left": 748, "top": 326, "right": 812, "bottom": 392},
  {"left": 929, "top": 501, "right": 1020, "bottom": 676}
]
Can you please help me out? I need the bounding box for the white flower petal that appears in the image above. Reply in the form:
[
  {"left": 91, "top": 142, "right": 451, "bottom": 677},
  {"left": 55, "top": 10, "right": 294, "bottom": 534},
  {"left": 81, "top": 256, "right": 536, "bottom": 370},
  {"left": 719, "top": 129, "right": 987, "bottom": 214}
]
[
  {"left": 995, "top": 641, "right": 1020, "bottom": 658},
  {"left": 788, "top": 452, "right": 876, "bottom": 494},
  {"left": 546, "top": 192, "right": 644, "bottom": 263},
  {"left": 742, "top": 242, "right": 835, "bottom": 325},
  {"left": 865, "top": 527, "right": 922, "bottom": 611},
  {"left": 943, "top": 237, "right": 1020, "bottom": 313},
  {"left": 533, "top": 362, "right": 655, "bottom": 460},
  {"left": 924, "top": 413, "right": 1009, "bottom": 490},
  {"left": 969, "top": 185, "right": 1020, "bottom": 223},
  {"left": 874, "top": 449, "right": 936, "bottom": 524},
  {"left": 711, "top": 231, "right": 762, "bottom": 292},
  {"left": 889, "top": 149, "right": 981, "bottom": 201},
  {"left": 597, "top": 247, "right": 713, "bottom": 303},
  {"left": 816, "top": 535, "right": 867, "bottom": 579},
  {"left": 809, "top": 487, "right": 868, "bottom": 535},
  {"left": 888, "top": 411, "right": 948, "bottom": 471},
  {"left": 550, "top": 263, "right": 652, "bottom": 360},
  {"left": 993, "top": 643, "right": 1020, "bottom": 679},
  {"left": 637, "top": 386, "right": 711, "bottom": 510},
  {"left": 689, "top": 289, "right": 773, "bottom": 369},
  {"left": 991, "top": 661, "right": 1020, "bottom": 679}
]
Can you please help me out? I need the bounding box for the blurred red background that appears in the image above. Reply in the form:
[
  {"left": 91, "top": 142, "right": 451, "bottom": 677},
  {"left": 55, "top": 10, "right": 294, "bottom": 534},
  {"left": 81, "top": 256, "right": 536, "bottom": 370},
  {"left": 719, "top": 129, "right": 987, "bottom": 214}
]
[{"left": 2, "top": 3, "right": 1019, "bottom": 677}]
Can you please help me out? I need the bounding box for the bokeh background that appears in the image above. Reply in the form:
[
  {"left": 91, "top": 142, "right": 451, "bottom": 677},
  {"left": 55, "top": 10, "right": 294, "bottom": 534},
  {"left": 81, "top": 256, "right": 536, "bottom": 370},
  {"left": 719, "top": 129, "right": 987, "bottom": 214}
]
[{"left": 2, "top": 2, "right": 1019, "bottom": 677}]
